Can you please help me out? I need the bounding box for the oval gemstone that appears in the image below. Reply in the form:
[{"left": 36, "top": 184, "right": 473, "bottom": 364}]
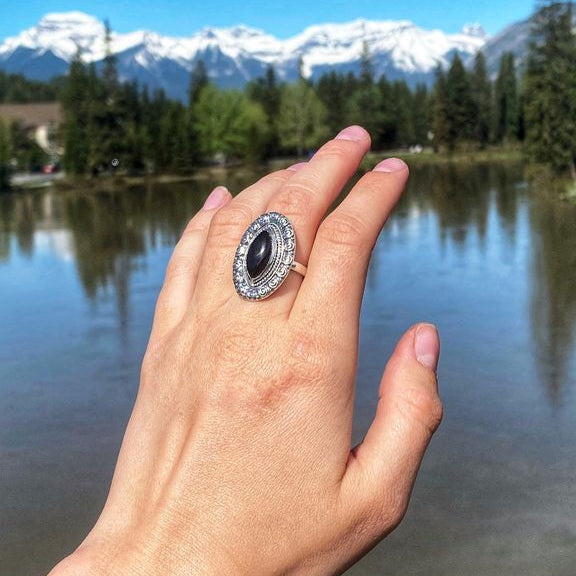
[{"left": 246, "top": 230, "right": 272, "bottom": 279}]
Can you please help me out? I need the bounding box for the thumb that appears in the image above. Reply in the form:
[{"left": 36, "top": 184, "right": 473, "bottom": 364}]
[{"left": 341, "top": 324, "right": 443, "bottom": 530}]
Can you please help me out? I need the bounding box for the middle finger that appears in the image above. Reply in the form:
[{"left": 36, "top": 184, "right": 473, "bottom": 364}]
[{"left": 265, "top": 126, "right": 371, "bottom": 309}]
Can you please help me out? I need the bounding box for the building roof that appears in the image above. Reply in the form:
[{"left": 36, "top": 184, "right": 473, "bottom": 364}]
[{"left": 0, "top": 102, "right": 62, "bottom": 128}]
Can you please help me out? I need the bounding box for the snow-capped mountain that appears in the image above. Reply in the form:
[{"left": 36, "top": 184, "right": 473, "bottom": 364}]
[{"left": 0, "top": 12, "right": 489, "bottom": 100}]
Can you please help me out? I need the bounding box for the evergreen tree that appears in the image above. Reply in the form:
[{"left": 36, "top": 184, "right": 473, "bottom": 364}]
[
  {"left": 187, "top": 59, "right": 210, "bottom": 164},
  {"left": 391, "top": 80, "right": 415, "bottom": 146},
  {"left": 246, "top": 65, "right": 281, "bottom": 157},
  {"left": 189, "top": 59, "right": 209, "bottom": 106},
  {"left": 444, "top": 54, "right": 476, "bottom": 151},
  {"left": 0, "top": 70, "right": 61, "bottom": 103},
  {"left": 524, "top": 1, "right": 576, "bottom": 174},
  {"left": 494, "top": 52, "right": 519, "bottom": 143},
  {"left": 432, "top": 65, "right": 449, "bottom": 152},
  {"left": 377, "top": 75, "right": 398, "bottom": 148},
  {"left": 471, "top": 52, "right": 493, "bottom": 148},
  {"left": 0, "top": 117, "right": 11, "bottom": 191},
  {"left": 278, "top": 80, "right": 328, "bottom": 156},
  {"left": 61, "top": 48, "right": 90, "bottom": 175},
  {"left": 316, "top": 71, "right": 351, "bottom": 137},
  {"left": 412, "top": 84, "right": 431, "bottom": 146},
  {"left": 349, "top": 41, "right": 381, "bottom": 140}
]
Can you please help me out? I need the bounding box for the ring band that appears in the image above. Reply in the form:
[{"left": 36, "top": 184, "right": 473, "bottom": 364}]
[
  {"left": 233, "top": 212, "right": 306, "bottom": 301},
  {"left": 290, "top": 261, "right": 307, "bottom": 277}
]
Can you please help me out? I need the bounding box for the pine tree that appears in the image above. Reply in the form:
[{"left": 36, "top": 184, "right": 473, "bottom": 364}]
[
  {"left": 316, "top": 72, "right": 350, "bottom": 137},
  {"left": 444, "top": 54, "right": 476, "bottom": 151},
  {"left": 349, "top": 41, "right": 381, "bottom": 140},
  {"left": 412, "top": 84, "right": 431, "bottom": 146},
  {"left": 391, "top": 80, "right": 415, "bottom": 146},
  {"left": 89, "top": 20, "right": 124, "bottom": 174},
  {"left": 494, "top": 52, "right": 519, "bottom": 143},
  {"left": 61, "top": 47, "right": 90, "bottom": 175},
  {"left": 187, "top": 59, "right": 210, "bottom": 164},
  {"left": 246, "top": 65, "right": 281, "bottom": 157},
  {"left": 432, "top": 65, "right": 449, "bottom": 152},
  {"left": 189, "top": 59, "right": 209, "bottom": 106},
  {"left": 377, "top": 75, "right": 398, "bottom": 148},
  {"left": 524, "top": 1, "right": 576, "bottom": 175},
  {"left": 470, "top": 52, "right": 493, "bottom": 148}
]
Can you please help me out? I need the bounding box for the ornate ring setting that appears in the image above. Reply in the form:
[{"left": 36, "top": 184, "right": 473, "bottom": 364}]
[{"left": 233, "top": 212, "right": 307, "bottom": 301}]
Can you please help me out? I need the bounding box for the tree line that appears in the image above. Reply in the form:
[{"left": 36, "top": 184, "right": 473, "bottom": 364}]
[
  {"left": 58, "top": 43, "right": 526, "bottom": 178},
  {"left": 1, "top": 1, "right": 575, "bottom": 191}
]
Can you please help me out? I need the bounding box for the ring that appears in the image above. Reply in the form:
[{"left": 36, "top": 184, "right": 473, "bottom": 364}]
[{"left": 233, "top": 212, "right": 307, "bottom": 301}]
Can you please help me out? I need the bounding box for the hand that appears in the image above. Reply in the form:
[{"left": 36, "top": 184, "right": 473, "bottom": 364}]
[{"left": 50, "top": 126, "right": 442, "bottom": 576}]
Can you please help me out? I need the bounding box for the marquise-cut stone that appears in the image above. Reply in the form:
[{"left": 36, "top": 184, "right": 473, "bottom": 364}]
[{"left": 247, "top": 230, "right": 272, "bottom": 279}]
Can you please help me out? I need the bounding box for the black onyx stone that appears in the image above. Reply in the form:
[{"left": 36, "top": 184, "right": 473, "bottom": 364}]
[{"left": 246, "top": 230, "right": 272, "bottom": 279}]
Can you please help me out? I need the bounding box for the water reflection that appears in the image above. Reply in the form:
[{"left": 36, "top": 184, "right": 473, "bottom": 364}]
[
  {"left": 1, "top": 161, "right": 576, "bottom": 576},
  {"left": 530, "top": 193, "right": 576, "bottom": 403},
  {"left": 0, "top": 162, "right": 574, "bottom": 405}
]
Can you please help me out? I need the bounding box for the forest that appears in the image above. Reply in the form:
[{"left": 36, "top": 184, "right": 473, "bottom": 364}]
[{"left": 0, "top": 1, "right": 575, "bottom": 190}]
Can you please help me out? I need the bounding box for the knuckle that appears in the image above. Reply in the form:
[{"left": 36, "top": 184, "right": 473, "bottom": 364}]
[
  {"left": 165, "top": 254, "right": 195, "bottom": 282},
  {"left": 320, "top": 212, "right": 370, "bottom": 252},
  {"left": 258, "top": 171, "right": 292, "bottom": 188},
  {"left": 285, "top": 328, "right": 329, "bottom": 384},
  {"left": 273, "top": 181, "right": 317, "bottom": 217},
  {"left": 318, "top": 139, "right": 357, "bottom": 162},
  {"left": 209, "top": 327, "right": 330, "bottom": 414},
  {"left": 209, "top": 204, "right": 252, "bottom": 242},
  {"left": 182, "top": 215, "right": 207, "bottom": 238},
  {"left": 397, "top": 380, "right": 443, "bottom": 436}
]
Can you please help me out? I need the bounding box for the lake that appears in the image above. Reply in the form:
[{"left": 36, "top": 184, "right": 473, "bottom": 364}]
[{"left": 1, "top": 161, "right": 576, "bottom": 576}]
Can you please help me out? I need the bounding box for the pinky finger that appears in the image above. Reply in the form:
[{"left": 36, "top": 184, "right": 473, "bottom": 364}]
[{"left": 151, "top": 186, "right": 231, "bottom": 339}]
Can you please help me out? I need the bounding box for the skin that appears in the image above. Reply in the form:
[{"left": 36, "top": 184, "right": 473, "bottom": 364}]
[{"left": 49, "top": 125, "right": 443, "bottom": 576}]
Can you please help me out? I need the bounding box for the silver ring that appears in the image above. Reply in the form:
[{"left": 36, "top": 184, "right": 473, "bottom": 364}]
[{"left": 233, "top": 212, "right": 307, "bottom": 301}]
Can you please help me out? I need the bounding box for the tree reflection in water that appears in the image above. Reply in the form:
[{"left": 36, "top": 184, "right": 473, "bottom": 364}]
[{"left": 530, "top": 191, "right": 576, "bottom": 404}]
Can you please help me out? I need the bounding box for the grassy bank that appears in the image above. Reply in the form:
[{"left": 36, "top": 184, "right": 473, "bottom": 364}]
[
  {"left": 37, "top": 146, "right": 526, "bottom": 194},
  {"left": 369, "top": 146, "right": 524, "bottom": 167}
]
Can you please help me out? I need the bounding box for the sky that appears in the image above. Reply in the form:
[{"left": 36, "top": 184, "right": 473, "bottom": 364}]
[{"left": 0, "top": 0, "right": 537, "bottom": 40}]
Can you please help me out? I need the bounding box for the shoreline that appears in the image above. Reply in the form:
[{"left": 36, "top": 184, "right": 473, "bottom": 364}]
[{"left": 9, "top": 147, "right": 526, "bottom": 193}]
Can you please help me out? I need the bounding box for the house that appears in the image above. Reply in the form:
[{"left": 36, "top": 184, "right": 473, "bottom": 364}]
[{"left": 0, "top": 102, "right": 63, "bottom": 157}]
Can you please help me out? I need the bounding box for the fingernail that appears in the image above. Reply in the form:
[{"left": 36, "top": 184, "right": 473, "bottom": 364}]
[
  {"left": 335, "top": 125, "right": 369, "bottom": 142},
  {"left": 414, "top": 324, "right": 440, "bottom": 372},
  {"left": 287, "top": 162, "right": 307, "bottom": 171},
  {"left": 203, "top": 186, "right": 229, "bottom": 210},
  {"left": 373, "top": 158, "right": 407, "bottom": 173}
]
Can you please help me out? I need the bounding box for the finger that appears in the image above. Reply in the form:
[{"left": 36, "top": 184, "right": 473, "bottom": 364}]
[
  {"left": 265, "top": 126, "right": 371, "bottom": 308},
  {"left": 292, "top": 158, "right": 409, "bottom": 326},
  {"left": 150, "top": 186, "right": 231, "bottom": 339},
  {"left": 193, "top": 167, "right": 303, "bottom": 310},
  {"left": 341, "top": 324, "right": 442, "bottom": 533}
]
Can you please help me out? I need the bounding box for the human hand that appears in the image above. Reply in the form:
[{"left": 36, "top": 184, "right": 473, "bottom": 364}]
[{"left": 50, "top": 126, "right": 442, "bottom": 576}]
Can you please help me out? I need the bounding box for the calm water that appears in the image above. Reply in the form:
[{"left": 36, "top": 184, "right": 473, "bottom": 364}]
[{"left": 1, "top": 162, "right": 576, "bottom": 576}]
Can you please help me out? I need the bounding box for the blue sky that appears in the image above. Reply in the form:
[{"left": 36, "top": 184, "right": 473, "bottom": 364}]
[{"left": 0, "top": 0, "right": 536, "bottom": 39}]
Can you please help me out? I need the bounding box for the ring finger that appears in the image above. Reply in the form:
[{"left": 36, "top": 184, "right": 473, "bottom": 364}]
[{"left": 264, "top": 126, "right": 371, "bottom": 309}]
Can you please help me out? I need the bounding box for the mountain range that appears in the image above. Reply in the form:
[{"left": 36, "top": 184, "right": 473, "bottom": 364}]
[{"left": 0, "top": 11, "right": 533, "bottom": 101}]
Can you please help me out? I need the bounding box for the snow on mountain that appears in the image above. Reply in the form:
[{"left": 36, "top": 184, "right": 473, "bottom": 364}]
[
  {"left": 0, "top": 12, "right": 489, "bottom": 100},
  {"left": 287, "top": 19, "right": 486, "bottom": 76}
]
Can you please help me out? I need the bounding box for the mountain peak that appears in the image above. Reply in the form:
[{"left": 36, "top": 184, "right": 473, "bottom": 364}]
[{"left": 0, "top": 12, "right": 490, "bottom": 99}]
